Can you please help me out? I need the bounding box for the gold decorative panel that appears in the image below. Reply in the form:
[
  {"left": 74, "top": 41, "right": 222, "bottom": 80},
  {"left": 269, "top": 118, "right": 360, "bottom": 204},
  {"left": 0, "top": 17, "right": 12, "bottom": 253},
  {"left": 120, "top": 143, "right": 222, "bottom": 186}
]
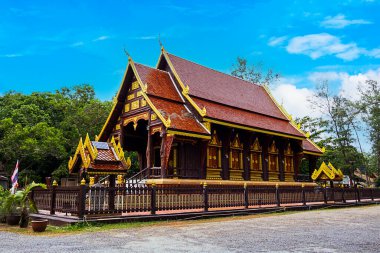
[
  {"left": 151, "top": 113, "right": 157, "bottom": 121},
  {"left": 127, "top": 94, "right": 135, "bottom": 101},
  {"left": 141, "top": 99, "right": 147, "bottom": 107},
  {"left": 137, "top": 91, "right": 142, "bottom": 97},
  {"left": 131, "top": 100, "right": 139, "bottom": 110},
  {"left": 132, "top": 81, "right": 139, "bottom": 90},
  {"left": 125, "top": 104, "right": 130, "bottom": 112}
]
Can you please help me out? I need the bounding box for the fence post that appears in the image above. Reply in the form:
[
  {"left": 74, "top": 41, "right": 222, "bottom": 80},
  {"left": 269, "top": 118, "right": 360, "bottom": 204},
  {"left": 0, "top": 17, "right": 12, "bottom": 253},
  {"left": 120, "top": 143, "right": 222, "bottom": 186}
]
[
  {"left": 78, "top": 178, "right": 87, "bottom": 219},
  {"left": 301, "top": 184, "right": 306, "bottom": 206},
  {"left": 342, "top": 187, "right": 346, "bottom": 203},
  {"left": 244, "top": 183, "right": 249, "bottom": 209},
  {"left": 150, "top": 183, "right": 156, "bottom": 215},
  {"left": 203, "top": 182, "right": 209, "bottom": 212},
  {"left": 371, "top": 188, "right": 374, "bottom": 201},
  {"left": 323, "top": 186, "right": 327, "bottom": 204},
  {"left": 356, "top": 186, "right": 361, "bottom": 203},
  {"left": 50, "top": 180, "right": 57, "bottom": 215},
  {"left": 108, "top": 175, "right": 116, "bottom": 213},
  {"left": 275, "top": 184, "right": 280, "bottom": 207}
]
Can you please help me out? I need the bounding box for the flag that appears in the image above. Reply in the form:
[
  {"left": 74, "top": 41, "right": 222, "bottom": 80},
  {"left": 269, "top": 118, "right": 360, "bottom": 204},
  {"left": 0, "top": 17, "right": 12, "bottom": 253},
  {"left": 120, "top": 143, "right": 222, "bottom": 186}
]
[{"left": 10, "top": 160, "right": 19, "bottom": 193}]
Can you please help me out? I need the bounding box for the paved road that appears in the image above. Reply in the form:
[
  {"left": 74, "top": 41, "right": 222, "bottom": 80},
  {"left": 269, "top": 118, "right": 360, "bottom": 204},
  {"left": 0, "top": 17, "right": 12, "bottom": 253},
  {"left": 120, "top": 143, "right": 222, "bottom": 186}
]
[{"left": 1, "top": 205, "right": 380, "bottom": 253}]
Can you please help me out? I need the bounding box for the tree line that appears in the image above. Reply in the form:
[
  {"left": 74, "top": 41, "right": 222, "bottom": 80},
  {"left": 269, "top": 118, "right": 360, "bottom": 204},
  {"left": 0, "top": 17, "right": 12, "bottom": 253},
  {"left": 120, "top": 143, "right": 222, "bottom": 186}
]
[{"left": 0, "top": 85, "right": 112, "bottom": 183}]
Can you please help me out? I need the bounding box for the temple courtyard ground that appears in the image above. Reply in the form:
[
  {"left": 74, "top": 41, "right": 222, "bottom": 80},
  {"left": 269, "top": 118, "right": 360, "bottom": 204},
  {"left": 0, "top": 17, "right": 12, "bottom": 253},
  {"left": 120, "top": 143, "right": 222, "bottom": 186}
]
[{"left": 1, "top": 205, "right": 380, "bottom": 252}]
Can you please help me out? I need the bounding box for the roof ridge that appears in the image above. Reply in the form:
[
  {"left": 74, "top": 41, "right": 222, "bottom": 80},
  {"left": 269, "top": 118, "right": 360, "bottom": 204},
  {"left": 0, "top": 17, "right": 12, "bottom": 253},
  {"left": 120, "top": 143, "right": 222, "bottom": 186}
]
[
  {"left": 166, "top": 52, "right": 263, "bottom": 88},
  {"left": 134, "top": 62, "right": 170, "bottom": 74}
]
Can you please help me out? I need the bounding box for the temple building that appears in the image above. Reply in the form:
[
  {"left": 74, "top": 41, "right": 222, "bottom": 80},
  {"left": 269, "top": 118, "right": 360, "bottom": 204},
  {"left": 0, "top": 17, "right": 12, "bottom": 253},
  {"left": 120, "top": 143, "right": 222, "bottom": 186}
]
[{"left": 68, "top": 47, "right": 324, "bottom": 184}]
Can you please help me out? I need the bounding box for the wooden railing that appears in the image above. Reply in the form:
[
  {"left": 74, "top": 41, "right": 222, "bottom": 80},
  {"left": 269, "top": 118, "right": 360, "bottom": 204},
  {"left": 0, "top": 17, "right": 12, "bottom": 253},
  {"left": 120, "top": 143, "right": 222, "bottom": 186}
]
[{"left": 31, "top": 185, "right": 380, "bottom": 218}]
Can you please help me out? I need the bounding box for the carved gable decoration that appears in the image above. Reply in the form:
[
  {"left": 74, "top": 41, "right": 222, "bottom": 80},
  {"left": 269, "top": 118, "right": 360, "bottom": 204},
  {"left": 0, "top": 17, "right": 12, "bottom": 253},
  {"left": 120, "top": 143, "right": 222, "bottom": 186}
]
[
  {"left": 285, "top": 143, "right": 293, "bottom": 156},
  {"left": 210, "top": 130, "right": 222, "bottom": 146},
  {"left": 269, "top": 141, "right": 278, "bottom": 154},
  {"left": 231, "top": 134, "right": 243, "bottom": 149},
  {"left": 250, "top": 138, "right": 262, "bottom": 152}
]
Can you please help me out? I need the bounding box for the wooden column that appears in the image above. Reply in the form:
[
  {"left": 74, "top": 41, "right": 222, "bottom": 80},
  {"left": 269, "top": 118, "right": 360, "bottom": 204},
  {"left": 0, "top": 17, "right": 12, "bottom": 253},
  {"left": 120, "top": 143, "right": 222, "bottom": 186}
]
[
  {"left": 221, "top": 128, "right": 232, "bottom": 180},
  {"left": 199, "top": 140, "right": 208, "bottom": 179},
  {"left": 108, "top": 175, "right": 116, "bottom": 211},
  {"left": 146, "top": 111, "right": 152, "bottom": 170},
  {"left": 261, "top": 136, "right": 269, "bottom": 181},
  {"left": 243, "top": 132, "right": 251, "bottom": 181}
]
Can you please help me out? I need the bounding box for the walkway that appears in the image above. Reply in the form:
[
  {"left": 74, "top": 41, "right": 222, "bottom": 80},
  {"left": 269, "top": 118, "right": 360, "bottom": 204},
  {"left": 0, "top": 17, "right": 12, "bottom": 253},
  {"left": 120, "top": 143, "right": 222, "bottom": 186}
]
[{"left": 1, "top": 205, "right": 380, "bottom": 252}]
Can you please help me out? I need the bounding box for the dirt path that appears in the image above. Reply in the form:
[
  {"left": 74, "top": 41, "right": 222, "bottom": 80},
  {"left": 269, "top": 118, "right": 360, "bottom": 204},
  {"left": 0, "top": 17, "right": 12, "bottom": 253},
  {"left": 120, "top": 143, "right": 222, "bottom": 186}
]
[{"left": 1, "top": 205, "right": 380, "bottom": 252}]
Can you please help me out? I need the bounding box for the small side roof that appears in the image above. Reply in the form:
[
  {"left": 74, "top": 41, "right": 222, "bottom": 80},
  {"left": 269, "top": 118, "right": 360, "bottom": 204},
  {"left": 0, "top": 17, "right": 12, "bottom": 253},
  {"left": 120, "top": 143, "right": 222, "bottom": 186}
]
[
  {"left": 311, "top": 162, "right": 343, "bottom": 181},
  {"left": 303, "top": 139, "right": 324, "bottom": 156},
  {"left": 68, "top": 134, "right": 131, "bottom": 175}
]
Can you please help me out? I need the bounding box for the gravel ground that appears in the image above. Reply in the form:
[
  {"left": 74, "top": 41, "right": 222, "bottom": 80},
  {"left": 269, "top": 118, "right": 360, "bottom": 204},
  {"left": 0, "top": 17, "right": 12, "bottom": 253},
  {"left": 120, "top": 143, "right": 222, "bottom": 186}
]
[{"left": 1, "top": 205, "right": 380, "bottom": 253}]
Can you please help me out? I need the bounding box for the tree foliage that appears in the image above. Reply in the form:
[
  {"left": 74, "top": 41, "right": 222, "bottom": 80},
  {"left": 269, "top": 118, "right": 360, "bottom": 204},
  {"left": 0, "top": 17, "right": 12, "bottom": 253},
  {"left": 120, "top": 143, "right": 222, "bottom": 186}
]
[
  {"left": 307, "top": 81, "right": 364, "bottom": 176},
  {"left": 0, "top": 85, "right": 112, "bottom": 184},
  {"left": 357, "top": 80, "right": 380, "bottom": 175},
  {"left": 231, "top": 57, "right": 280, "bottom": 86}
]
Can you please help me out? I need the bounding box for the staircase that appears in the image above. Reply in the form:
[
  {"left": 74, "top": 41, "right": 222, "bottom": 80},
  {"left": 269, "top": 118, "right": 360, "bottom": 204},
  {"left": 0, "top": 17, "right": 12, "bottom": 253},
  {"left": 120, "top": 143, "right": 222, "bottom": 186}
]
[{"left": 126, "top": 167, "right": 162, "bottom": 187}]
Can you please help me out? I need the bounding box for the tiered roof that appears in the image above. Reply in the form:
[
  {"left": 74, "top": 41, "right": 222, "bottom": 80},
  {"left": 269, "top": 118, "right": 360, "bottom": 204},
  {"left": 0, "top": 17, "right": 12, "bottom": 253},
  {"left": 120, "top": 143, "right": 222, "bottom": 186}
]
[{"left": 97, "top": 48, "right": 323, "bottom": 155}]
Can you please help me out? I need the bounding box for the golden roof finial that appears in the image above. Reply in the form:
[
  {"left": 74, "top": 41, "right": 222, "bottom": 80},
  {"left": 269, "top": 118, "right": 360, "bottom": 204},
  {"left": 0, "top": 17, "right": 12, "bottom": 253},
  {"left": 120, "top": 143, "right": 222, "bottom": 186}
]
[
  {"left": 123, "top": 46, "right": 132, "bottom": 62},
  {"left": 158, "top": 33, "right": 164, "bottom": 51}
]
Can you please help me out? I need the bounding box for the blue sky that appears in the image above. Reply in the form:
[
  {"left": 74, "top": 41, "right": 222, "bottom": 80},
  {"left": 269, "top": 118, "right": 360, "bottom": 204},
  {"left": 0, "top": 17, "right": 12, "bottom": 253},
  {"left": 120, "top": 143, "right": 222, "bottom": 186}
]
[{"left": 1, "top": 0, "right": 379, "bottom": 118}]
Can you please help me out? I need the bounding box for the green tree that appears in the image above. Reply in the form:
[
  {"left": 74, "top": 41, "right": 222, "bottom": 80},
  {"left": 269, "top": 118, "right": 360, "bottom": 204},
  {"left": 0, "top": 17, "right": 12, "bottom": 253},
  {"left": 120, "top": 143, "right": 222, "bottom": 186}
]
[
  {"left": 358, "top": 80, "right": 380, "bottom": 175},
  {"left": 0, "top": 85, "right": 112, "bottom": 183},
  {"left": 231, "top": 57, "right": 280, "bottom": 85},
  {"left": 311, "top": 81, "right": 364, "bottom": 176}
]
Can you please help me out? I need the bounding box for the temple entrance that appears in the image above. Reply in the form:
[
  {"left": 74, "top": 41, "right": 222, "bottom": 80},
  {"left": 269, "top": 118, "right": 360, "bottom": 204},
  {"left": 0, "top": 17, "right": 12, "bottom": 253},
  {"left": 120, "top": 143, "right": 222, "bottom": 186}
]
[{"left": 122, "top": 119, "right": 148, "bottom": 171}]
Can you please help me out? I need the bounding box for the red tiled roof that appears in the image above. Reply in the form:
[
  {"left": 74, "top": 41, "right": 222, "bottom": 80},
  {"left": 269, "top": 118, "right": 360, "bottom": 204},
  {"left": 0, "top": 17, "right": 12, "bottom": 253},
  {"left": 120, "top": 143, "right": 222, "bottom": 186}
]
[
  {"left": 148, "top": 96, "right": 209, "bottom": 135},
  {"left": 166, "top": 53, "right": 287, "bottom": 120},
  {"left": 134, "top": 63, "right": 182, "bottom": 103},
  {"left": 95, "top": 149, "right": 117, "bottom": 161},
  {"left": 192, "top": 97, "right": 304, "bottom": 138},
  {"left": 303, "top": 139, "right": 323, "bottom": 154}
]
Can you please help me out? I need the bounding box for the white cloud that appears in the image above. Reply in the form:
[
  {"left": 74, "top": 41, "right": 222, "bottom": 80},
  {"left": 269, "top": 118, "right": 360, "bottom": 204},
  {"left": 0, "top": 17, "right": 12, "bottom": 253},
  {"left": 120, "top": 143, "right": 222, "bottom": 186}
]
[
  {"left": 367, "top": 48, "right": 380, "bottom": 58},
  {"left": 308, "top": 68, "right": 380, "bottom": 100},
  {"left": 93, "top": 36, "right": 109, "bottom": 42},
  {"left": 268, "top": 36, "right": 287, "bottom": 47},
  {"left": 271, "top": 81, "right": 319, "bottom": 118},
  {"left": 70, "top": 41, "right": 84, "bottom": 47},
  {"left": 308, "top": 71, "right": 345, "bottom": 83},
  {"left": 286, "top": 33, "right": 362, "bottom": 61},
  {"left": 340, "top": 68, "right": 380, "bottom": 100},
  {"left": 130, "top": 35, "right": 157, "bottom": 40},
  {"left": 321, "top": 14, "right": 372, "bottom": 29},
  {"left": 0, "top": 53, "right": 23, "bottom": 58}
]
